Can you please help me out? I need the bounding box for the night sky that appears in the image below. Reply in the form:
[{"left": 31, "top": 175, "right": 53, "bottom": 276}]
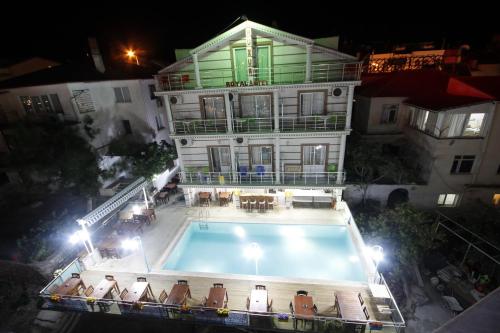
[{"left": 1, "top": 3, "right": 498, "bottom": 66}]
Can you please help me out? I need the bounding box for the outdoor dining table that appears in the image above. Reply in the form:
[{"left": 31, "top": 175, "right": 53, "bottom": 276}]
[
  {"left": 199, "top": 192, "right": 212, "bottom": 206},
  {"left": 165, "top": 284, "right": 191, "bottom": 305},
  {"left": 118, "top": 203, "right": 146, "bottom": 222},
  {"left": 335, "top": 291, "right": 366, "bottom": 321},
  {"left": 54, "top": 277, "right": 86, "bottom": 296},
  {"left": 206, "top": 287, "right": 227, "bottom": 308},
  {"left": 249, "top": 289, "right": 268, "bottom": 312},
  {"left": 219, "top": 192, "right": 231, "bottom": 206},
  {"left": 90, "top": 279, "right": 120, "bottom": 299},
  {"left": 122, "top": 282, "right": 155, "bottom": 302}
]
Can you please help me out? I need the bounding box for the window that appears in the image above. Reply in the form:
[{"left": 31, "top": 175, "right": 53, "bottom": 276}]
[
  {"left": 72, "top": 89, "right": 95, "bottom": 113},
  {"left": 240, "top": 94, "right": 272, "bottom": 118},
  {"left": 122, "top": 120, "right": 132, "bottom": 134},
  {"left": 447, "top": 113, "right": 485, "bottom": 137},
  {"left": 20, "top": 96, "right": 33, "bottom": 113},
  {"left": 250, "top": 145, "right": 273, "bottom": 168},
  {"left": 201, "top": 96, "right": 225, "bottom": 119},
  {"left": 148, "top": 84, "right": 156, "bottom": 100},
  {"left": 437, "top": 194, "right": 459, "bottom": 207},
  {"left": 299, "top": 91, "right": 326, "bottom": 116},
  {"left": 303, "top": 145, "right": 327, "bottom": 166},
  {"left": 493, "top": 194, "right": 500, "bottom": 206},
  {"left": 380, "top": 104, "right": 398, "bottom": 124},
  {"left": 450, "top": 155, "right": 475, "bottom": 174},
  {"left": 409, "top": 108, "right": 429, "bottom": 131},
  {"left": 155, "top": 114, "right": 165, "bottom": 130},
  {"left": 208, "top": 146, "right": 231, "bottom": 172},
  {"left": 50, "top": 94, "right": 63, "bottom": 114},
  {"left": 114, "top": 87, "right": 132, "bottom": 103},
  {"left": 463, "top": 113, "right": 485, "bottom": 136}
]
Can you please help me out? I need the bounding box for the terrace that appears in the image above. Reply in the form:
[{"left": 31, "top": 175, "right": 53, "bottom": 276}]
[{"left": 39, "top": 187, "right": 404, "bottom": 332}]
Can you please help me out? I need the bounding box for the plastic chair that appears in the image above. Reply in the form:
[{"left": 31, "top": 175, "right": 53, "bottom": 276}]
[
  {"left": 241, "top": 200, "right": 249, "bottom": 210},
  {"left": 239, "top": 166, "right": 248, "bottom": 182},
  {"left": 178, "top": 280, "right": 188, "bottom": 285},
  {"left": 256, "top": 165, "right": 265, "bottom": 177},
  {"left": 259, "top": 200, "right": 266, "bottom": 212},
  {"left": 250, "top": 199, "right": 257, "bottom": 211},
  {"left": 255, "top": 285, "right": 266, "bottom": 290},
  {"left": 213, "top": 283, "right": 224, "bottom": 288},
  {"left": 137, "top": 277, "right": 147, "bottom": 282},
  {"left": 296, "top": 290, "right": 308, "bottom": 296},
  {"left": 105, "top": 275, "right": 114, "bottom": 281}
]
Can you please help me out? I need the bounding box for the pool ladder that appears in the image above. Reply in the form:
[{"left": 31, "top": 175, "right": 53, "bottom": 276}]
[{"left": 198, "top": 206, "right": 209, "bottom": 230}]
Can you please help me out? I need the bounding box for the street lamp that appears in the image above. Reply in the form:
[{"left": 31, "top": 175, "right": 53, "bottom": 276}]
[
  {"left": 122, "top": 236, "right": 150, "bottom": 273},
  {"left": 126, "top": 49, "right": 140, "bottom": 65},
  {"left": 69, "top": 227, "right": 93, "bottom": 255}
]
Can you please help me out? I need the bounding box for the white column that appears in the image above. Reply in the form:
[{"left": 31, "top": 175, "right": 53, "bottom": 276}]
[
  {"left": 345, "top": 85, "right": 355, "bottom": 130},
  {"left": 174, "top": 139, "right": 185, "bottom": 179},
  {"left": 193, "top": 53, "right": 202, "bottom": 89},
  {"left": 224, "top": 92, "right": 233, "bottom": 133},
  {"left": 229, "top": 139, "right": 237, "bottom": 183},
  {"left": 163, "top": 96, "right": 175, "bottom": 133},
  {"left": 305, "top": 44, "right": 313, "bottom": 83},
  {"left": 273, "top": 91, "right": 280, "bottom": 132},
  {"left": 275, "top": 137, "right": 281, "bottom": 184},
  {"left": 337, "top": 135, "right": 347, "bottom": 185}
]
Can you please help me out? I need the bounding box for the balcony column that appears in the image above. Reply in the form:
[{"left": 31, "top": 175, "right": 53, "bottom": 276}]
[
  {"left": 163, "top": 96, "right": 175, "bottom": 134},
  {"left": 275, "top": 137, "right": 281, "bottom": 184},
  {"left": 345, "top": 85, "right": 355, "bottom": 129},
  {"left": 273, "top": 90, "right": 280, "bottom": 132},
  {"left": 224, "top": 92, "right": 233, "bottom": 133},
  {"left": 193, "top": 53, "right": 202, "bottom": 89},
  {"left": 305, "top": 44, "right": 313, "bottom": 83},
  {"left": 174, "top": 139, "right": 185, "bottom": 178},
  {"left": 229, "top": 139, "right": 238, "bottom": 183},
  {"left": 337, "top": 134, "right": 346, "bottom": 185}
]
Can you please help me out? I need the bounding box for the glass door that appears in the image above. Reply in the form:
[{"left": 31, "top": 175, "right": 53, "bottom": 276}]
[
  {"left": 302, "top": 145, "right": 327, "bottom": 173},
  {"left": 256, "top": 45, "right": 271, "bottom": 82},
  {"left": 209, "top": 147, "right": 231, "bottom": 172},
  {"left": 233, "top": 48, "right": 248, "bottom": 82}
]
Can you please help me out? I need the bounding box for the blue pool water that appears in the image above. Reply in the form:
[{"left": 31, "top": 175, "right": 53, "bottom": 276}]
[{"left": 163, "top": 222, "right": 366, "bottom": 282}]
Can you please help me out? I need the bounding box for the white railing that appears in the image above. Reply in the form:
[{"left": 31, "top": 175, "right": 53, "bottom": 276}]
[
  {"left": 155, "top": 62, "right": 362, "bottom": 91},
  {"left": 280, "top": 114, "right": 346, "bottom": 132},
  {"left": 181, "top": 171, "right": 345, "bottom": 186},
  {"left": 233, "top": 117, "right": 273, "bottom": 133},
  {"left": 173, "top": 119, "right": 228, "bottom": 134}
]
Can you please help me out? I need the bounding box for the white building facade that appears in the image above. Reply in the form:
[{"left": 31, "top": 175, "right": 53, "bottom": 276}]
[
  {"left": 352, "top": 72, "right": 500, "bottom": 208},
  {"left": 154, "top": 20, "right": 362, "bottom": 206}
]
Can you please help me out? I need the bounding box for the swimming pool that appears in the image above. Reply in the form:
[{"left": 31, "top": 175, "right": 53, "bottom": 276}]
[{"left": 163, "top": 222, "right": 366, "bottom": 282}]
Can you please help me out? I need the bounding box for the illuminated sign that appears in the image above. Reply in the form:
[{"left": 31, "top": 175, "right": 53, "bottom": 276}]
[{"left": 226, "top": 80, "right": 268, "bottom": 87}]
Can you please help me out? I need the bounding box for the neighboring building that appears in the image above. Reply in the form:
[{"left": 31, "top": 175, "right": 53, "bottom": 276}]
[
  {"left": 352, "top": 70, "right": 500, "bottom": 208},
  {"left": 0, "top": 57, "right": 61, "bottom": 81},
  {"left": 154, "top": 19, "right": 362, "bottom": 206},
  {"left": 0, "top": 58, "right": 170, "bottom": 152}
]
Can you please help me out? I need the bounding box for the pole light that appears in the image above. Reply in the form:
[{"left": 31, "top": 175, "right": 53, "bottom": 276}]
[
  {"left": 122, "top": 236, "right": 150, "bottom": 273},
  {"left": 126, "top": 49, "right": 140, "bottom": 65},
  {"left": 69, "top": 229, "right": 92, "bottom": 254},
  {"left": 366, "top": 245, "right": 384, "bottom": 271}
]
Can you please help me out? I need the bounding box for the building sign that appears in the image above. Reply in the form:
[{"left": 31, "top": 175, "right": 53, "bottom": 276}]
[{"left": 226, "top": 80, "right": 268, "bottom": 87}]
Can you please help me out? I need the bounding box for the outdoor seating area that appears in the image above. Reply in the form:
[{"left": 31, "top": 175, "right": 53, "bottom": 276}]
[
  {"left": 154, "top": 178, "right": 179, "bottom": 206},
  {"left": 240, "top": 194, "right": 276, "bottom": 212}
]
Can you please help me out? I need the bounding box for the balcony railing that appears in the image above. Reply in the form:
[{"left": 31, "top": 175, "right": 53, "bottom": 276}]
[
  {"left": 173, "top": 119, "right": 228, "bottom": 134},
  {"left": 280, "top": 114, "right": 346, "bottom": 132},
  {"left": 233, "top": 117, "right": 273, "bottom": 133},
  {"left": 181, "top": 171, "right": 345, "bottom": 186},
  {"left": 155, "top": 62, "right": 362, "bottom": 91}
]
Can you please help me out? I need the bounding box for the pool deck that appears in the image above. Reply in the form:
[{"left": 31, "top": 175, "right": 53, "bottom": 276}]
[{"left": 76, "top": 195, "right": 398, "bottom": 326}]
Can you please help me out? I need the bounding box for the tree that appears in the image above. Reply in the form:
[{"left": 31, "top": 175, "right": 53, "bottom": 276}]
[
  {"left": 7, "top": 120, "right": 101, "bottom": 196},
  {"left": 107, "top": 138, "right": 177, "bottom": 180}
]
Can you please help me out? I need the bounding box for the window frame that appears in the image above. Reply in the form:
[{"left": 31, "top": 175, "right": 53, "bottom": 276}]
[
  {"left": 199, "top": 94, "right": 226, "bottom": 120},
  {"left": 114, "top": 87, "right": 132, "bottom": 103},
  {"left": 207, "top": 145, "right": 231, "bottom": 172},
  {"left": 380, "top": 104, "right": 399, "bottom": 124},
  {"left": 450, "top": 155, "right": 475, "bottom": 174},
  {"left": 297, "top": 90, "right": 328, "bottom": 116},
  {"left": 238, "top": 92, "right": 273, "bottom": 118},
  {"left": 301, "top": 144, "right": 329, "bottom": 170},
  {"left": 248, "top": 144, "right": 274, "bottom": 171},
  {"left": 437, "top": 193, "right": 459, "bottom": 207}
]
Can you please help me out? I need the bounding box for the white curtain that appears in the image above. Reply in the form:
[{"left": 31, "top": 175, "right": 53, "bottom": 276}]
[
  {"left": 447, "top": 114, "right": 467, "bottom": 137},
  {"left": 241, "top": 95, "right": 271, "bottom": 118}
]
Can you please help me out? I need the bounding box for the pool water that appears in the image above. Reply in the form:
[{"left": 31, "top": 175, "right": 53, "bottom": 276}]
[{"left": 163, "top": 222, "right": 366, "bottom": 282}]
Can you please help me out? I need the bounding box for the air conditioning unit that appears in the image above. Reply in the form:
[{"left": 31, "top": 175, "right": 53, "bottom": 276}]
[
  {"left": 169, "top": 95, "right": 183, "bottom": 105},
  {"left": 235, "top": 137, "right": 247, "bottom": 144},
  {"left": 179, "top": 138, "right": 193, "bottom": 146}
]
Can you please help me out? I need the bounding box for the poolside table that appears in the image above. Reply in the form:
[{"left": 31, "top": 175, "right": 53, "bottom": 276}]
[
  {"left": 335, "top": 291, "right": 366, "bottom": 321},
  {"left": 166, "top": 284, "right": 191, "bottom": 305},
  {"left": 90, "top": 279, "right": 120, "bottom": 299},
  {"left": 54, "top": 277, "right": 86, "bottom": 296},
  {"left": 249, "top": 289, "right": 268, "bottom": 312},
  {"left": 219, "top": 192, "right": 231, "bottom": 206},
  {"left": 294, "top": 295, "right": 315, "bottom": 329},
  {"left": 122, "top": 282, "right": 154, "bottom": 302},
  {"left": 199, "top": 192, "right": 212, "bottom": 206},
  {"left": 206, "top": 287, "right": 227, "bottom": 308}
]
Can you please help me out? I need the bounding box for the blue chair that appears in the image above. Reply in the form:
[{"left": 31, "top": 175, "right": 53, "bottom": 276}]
[
  {"left": 256, "top": 165, "right": 265, "bottom": 176},
  {"left": 239, "top": 166, "right": 248, "bottom": 182}
]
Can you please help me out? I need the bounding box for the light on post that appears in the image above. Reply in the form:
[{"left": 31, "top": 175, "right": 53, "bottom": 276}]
[
  {"left": 126, "top": 49, "right": 140, "bottom": 65},
  {"left": 122, "top": 236, "right": 150, "bottom": 273},
  {"left": 366, "top": 245, "right": 384, "bottom": 271}
]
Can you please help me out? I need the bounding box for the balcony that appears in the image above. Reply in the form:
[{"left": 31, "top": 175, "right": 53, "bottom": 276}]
[
  {"left": 233, "top": 117, "right": 273, "bottom": 133},
  {"left": 156, "top": 63, "right": 362, "bottom": 91},
  {"left": 173, "top": 118, "right": 228, "bottom": 134},
  {"left": 181, "top": 171, "right": 345, "bottom": 187},
  {"left": 280, "top": 115, "right": 346, "bottom": 132}
]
